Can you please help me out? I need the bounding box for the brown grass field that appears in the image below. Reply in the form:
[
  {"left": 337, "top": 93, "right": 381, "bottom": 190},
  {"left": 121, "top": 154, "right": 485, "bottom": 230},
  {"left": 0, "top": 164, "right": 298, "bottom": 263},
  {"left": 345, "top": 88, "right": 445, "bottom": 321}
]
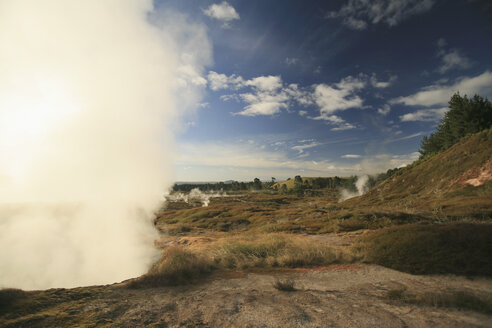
[{"left": 2, "top": 130, "right": 492, "bottom": 327}]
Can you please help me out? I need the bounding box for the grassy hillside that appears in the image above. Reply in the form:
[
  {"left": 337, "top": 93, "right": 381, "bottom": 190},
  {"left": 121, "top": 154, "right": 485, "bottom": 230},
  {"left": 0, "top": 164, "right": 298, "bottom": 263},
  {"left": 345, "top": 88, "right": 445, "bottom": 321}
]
[
  {"left": 344, "top": 128, "right": 492, "bottom": 219},
  {"left": 156, "top": 130, "right": 492, "bottom": 236}
]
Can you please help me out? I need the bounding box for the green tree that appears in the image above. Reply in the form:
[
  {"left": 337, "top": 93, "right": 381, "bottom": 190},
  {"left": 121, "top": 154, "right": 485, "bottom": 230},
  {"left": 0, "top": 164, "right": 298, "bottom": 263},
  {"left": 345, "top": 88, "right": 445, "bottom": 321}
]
[
  {"left": 253, "top": 178, "right": 262, "bottom": 190},
  {"left": 420, "top": 93, "right": 492, "bottom": 157}
]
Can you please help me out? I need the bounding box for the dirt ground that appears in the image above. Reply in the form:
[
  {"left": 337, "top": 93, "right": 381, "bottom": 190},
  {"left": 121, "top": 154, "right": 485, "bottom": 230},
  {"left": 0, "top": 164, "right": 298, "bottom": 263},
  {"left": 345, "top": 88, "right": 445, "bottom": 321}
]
[{"left": 3, "top": 263, "right": 492, "bottom": 327}]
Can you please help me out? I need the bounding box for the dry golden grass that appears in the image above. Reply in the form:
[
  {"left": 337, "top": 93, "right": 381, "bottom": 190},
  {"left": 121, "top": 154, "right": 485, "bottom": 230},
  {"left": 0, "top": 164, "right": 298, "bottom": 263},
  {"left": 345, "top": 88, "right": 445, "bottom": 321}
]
[
  {"left": 208, "top": 233, "right": 351, "bottom": 269},
  {"left": 128, "top": 246, "right": 213, "bottom": 288},
  {"left": 131, "top": 233, "right": 352, "bottom": 287}
]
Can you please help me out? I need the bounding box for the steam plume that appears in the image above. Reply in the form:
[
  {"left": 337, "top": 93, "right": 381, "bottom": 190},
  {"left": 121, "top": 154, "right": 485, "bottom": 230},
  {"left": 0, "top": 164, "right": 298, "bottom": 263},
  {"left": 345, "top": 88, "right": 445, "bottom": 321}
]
[
  {"left": 0, "top": 1, "right": 210, "bottom": 289},
  {"left": 167, "top": 188, "right": 227, "bottom": 207},
  {"left": 339, "top": 175, "right": 369, "bottom": 201}
]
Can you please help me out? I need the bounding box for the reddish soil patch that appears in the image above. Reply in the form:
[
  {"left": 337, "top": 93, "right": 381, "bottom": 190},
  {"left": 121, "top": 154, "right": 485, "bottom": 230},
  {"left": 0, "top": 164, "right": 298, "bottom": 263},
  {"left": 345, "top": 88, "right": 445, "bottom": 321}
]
[
  {"left": 453, "top": 157, "right": 492, "bottom": 187},
  {"left": 289, "top": 264, "right": 362, "bottom": 273}
]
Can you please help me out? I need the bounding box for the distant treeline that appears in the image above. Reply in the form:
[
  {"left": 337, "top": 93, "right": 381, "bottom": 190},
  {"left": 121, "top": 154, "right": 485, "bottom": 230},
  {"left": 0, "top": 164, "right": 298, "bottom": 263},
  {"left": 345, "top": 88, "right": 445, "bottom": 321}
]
[
  {"left": 172, "top": 179, "right": 264, "bottom": 192},
  {"left": 172, "top": 168, "right": 401, "bottom": 194}
]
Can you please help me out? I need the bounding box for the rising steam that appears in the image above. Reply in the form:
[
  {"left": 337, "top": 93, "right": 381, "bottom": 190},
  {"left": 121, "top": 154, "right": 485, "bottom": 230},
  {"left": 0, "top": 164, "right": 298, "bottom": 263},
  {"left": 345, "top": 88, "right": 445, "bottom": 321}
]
[
  {"left": 167, "top": 188, "right": 227, "bottom": 207},
  {"left": 339, "top": 175, "right": 369, "bottom": 201},
  {"left": 0, "top": 1, "right": 210, "bottom": 289}
]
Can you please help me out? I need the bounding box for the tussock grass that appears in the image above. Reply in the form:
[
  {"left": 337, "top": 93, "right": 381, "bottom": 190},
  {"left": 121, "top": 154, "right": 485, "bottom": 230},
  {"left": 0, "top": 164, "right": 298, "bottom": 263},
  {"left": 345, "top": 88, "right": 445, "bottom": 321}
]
[
  {"left": 129, "top": 247, "right": 214, "bottom": 288},
  {"left": 355, "top": 223, "right": 492, "bottom": 276},
  {"left": 131, "top": 234, "right": 351, "bottom": 287},
  {"left": 210, "top": 234, "right": 350, "bottom": 270},
  {"left": 273, "top": 278, "right": 296, "bottom": 291},
  {"left": 386, "top": 288, "right": 492, "bottom": 314}
]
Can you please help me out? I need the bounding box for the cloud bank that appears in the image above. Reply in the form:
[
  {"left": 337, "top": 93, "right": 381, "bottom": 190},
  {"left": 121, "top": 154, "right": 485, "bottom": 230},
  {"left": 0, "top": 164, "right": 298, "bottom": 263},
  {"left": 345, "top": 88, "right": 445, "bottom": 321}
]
[
  {"left": 391, "top": 71, "right": 492, "bottom": 107},
  {"left": 208, "top": 71, "right": 396, "bottom": 130}
]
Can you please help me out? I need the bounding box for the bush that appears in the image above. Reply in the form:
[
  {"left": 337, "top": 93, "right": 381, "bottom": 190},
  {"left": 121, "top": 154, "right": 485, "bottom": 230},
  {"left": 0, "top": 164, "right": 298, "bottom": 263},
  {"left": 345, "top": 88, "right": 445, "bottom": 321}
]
[{"left": 355, "top": 223, "right": 492, "bottom": 275}]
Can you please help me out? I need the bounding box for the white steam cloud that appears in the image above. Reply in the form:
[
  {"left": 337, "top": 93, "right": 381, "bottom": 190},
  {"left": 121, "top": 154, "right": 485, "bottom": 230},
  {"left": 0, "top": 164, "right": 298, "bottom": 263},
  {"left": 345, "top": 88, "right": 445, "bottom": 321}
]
[
  {"left": 0, "top": 1, "right": 210, "bottom": 289},
  {"left": 340, "top": 175, "right": 369, "bottom": 201},
  {"left": 167, "top": 188, "right": 226, "bottom": 207}
]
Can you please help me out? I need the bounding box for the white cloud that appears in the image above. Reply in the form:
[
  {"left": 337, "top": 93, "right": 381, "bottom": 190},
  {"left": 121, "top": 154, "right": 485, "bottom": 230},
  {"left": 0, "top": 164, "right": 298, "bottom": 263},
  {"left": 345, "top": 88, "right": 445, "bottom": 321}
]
[
  {"left": 237, "top": 100, "right": 287, "bottom": 116},
  {"left": 400, "top": 107, "right": 447, "bottom": 122},
  {"left": 207, "top": 71, "right": 244, "bottom": 91},
  {"left": 438, "top": 49, "right": 472, "bottom": 74},
  {"left": 391, "top": 71, "right": 492, "bottom": 107},
  {"left": 436, "top": 38, "right": 472, "bottom": 74},
  {"left": 437, "top": 38, "right": 447, "bottom": 48},
  {"left": 176, "top": 141, "right": 420, "bottom": 181},
  {"left": 207, "top": 73, "right": 310, "bottom": 117},
  {"left": 327, "top": 0, "right": 435, "bottom": 30},
  {"left": 177, "top": 65, "right": 207, "bottom": 87},
  {"left": 385, "top": 132, "right": 424, "bottom": 143},
  {"left": 312, "top": 76, "right": 365, "bottom": 116},
  {"left": 284, "top": 83, "right": 314, "bottom": 106},
  {"left": 245, "top": 75, "right": 282, "bottom": 92},
  {"left": 219, "top": 94, "right": 239, "bottom": 101},
  {"left": 178, "top": 142, "right": 334, "bottom": 172},
  {"left": 208, "top": 71, "right": 391, "bottom": 129},
  {"left": 355, "top": 152, "right": 420, "bottom": 173},
  {"left": 292, "top": 141, "right": 320, "bottom": 154},
  {"left": 236, "top": 81, "right": 290, "bottom": 116},
  {"left": 331, "top": 122, "right": 357, "bottom": 131},
  {"left": 203, "top": 1, "right": 239, "bottom": 23},
  {"left": 370, "top": 74, "right": 397, "bottom": 88},
  {"left": 342, "top": 154, "right": 361, "bottom": 158},
  {"left": 378, "top": 104, "right": 391, "bottom": 115},
  {"left": 285, "top": 57, "right": 299, "bottom": 65},
  {"left": 344, "top": 17, "right": 368, "bottom": 30}
]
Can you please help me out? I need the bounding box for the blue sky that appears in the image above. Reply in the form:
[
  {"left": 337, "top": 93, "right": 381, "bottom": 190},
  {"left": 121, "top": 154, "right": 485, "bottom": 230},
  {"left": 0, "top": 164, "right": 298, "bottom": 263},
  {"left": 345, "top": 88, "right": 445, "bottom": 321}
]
[{"left": 154, "top": 0, "right": 492, "bottom": 182}]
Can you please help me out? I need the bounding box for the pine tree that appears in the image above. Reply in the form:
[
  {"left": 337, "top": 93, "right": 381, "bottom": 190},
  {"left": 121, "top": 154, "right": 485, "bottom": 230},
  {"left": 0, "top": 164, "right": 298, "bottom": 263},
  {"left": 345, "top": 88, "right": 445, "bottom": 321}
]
[{"left": 419, "top": 93, "right": 492, "bottom": 157}]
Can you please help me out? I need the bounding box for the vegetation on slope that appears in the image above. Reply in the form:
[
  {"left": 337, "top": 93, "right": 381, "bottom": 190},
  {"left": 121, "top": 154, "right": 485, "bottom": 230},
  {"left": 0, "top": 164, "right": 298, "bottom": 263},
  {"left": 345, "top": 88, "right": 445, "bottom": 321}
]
[
  {"left": 131, "top": 234, "right": 351, "bottom": 287},
  {"left": 355, "top": 223, "right": 492, "bottom": 276},
  {"left": 347, "top": 128, "right": 492, "bottom": 217}
]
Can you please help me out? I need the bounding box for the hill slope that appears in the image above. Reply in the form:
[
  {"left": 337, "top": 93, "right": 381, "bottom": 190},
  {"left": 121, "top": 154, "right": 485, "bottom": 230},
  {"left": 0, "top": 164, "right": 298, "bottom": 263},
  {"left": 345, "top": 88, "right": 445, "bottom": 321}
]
[{"left": 344, "top": 128, "right": 492, "bottom": 219}]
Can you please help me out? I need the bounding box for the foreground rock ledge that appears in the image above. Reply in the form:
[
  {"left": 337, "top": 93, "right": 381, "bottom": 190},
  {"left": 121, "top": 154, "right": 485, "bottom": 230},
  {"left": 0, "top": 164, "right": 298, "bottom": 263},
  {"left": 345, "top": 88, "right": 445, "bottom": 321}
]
[{"left": 2, "top": 264, "right": 491, "bottom": 327}]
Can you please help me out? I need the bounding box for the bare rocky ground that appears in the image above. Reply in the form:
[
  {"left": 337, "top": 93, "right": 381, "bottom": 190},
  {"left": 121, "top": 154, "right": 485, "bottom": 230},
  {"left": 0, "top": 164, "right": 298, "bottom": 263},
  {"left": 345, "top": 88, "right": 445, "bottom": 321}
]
[{"left": 2, "top": 263, "right": 492, "bottom": 327}]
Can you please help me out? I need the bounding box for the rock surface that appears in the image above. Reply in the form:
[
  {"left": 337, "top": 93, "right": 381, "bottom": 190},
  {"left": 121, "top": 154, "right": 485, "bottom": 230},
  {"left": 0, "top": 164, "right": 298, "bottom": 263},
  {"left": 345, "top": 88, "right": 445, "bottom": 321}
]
[{"left": 3, "top": 264, "right": 491, "bottom": 327}]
